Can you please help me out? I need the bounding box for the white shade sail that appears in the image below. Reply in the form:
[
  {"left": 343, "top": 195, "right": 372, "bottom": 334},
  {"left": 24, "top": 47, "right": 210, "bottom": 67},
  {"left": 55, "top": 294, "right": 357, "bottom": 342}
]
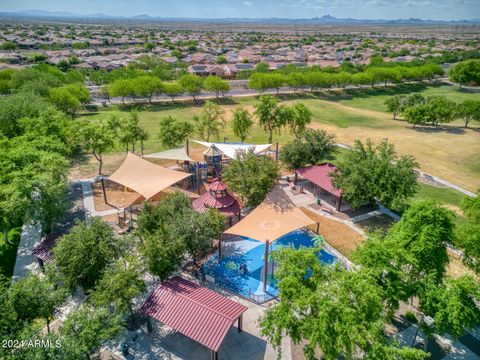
[
  {"left": 192, "top": 140, "right": 272, "bottom": 159},
  {"left": 143, "top": 147, "right": 195, "bottom": 162}
]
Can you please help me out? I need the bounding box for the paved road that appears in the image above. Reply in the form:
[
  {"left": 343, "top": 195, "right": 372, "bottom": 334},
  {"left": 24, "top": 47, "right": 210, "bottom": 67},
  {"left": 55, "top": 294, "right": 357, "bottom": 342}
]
[{"left": 89, "top": 78, "right": 449, "bottom": 107}]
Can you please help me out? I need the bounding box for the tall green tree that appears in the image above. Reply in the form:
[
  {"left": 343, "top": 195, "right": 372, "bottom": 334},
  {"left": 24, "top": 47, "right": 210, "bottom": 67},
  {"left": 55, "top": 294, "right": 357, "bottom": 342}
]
[
  {"left": 49, "top": 86, "right": 84, "bottom": 117},
  {"left": 60, "top": 305, "right": 123, "bottom": 360},
  {"left": 384, "top": 95, "right": 406, "bottom": 120},
  {"left": 178, "top": 209, "right": 225, "bottom": 265},
  {"left": 163, "top": 82, "right": 184, "bottom": 102},
  {"left": 193, "top": 100, "right": 226, "bottom": 141},
  {"left": 231, "top": 106, "right": 253, "bottom": 142},
  {"left": 280, "top": 129, "right": 336, "bottom": 169},
  {"left": 261, "top": 246, "right": 425, "bottom": 360},
  {"left": 0, "top": 92, "right": 50, "bottom": 138},
  {"left": 90, "top": 256, "right": 145, "bottom": 315},
  {"left": 223, "top": 149, "right": 279, "bottom": 207},
  {"left": 332, "top": 139, "right": 418, "bottom": 210},
  {"left": 203, "top": 75, "right": 230, "bottom": 100},
  {"left": 289, "top": 102, "right": 312, "bottom": 138},
  {"left": 419, "top": 275, "right": 480, "bottom": 340},
  {"left": 456, "top": 100, "right": 480, "bottom": 128},
  {"left": 449, "top": 59, "right": 480, "bottom": 87},
  {"left": 117, "top": 112, "right": 149, "bottom": 153},
  {"left": 140, "top": 226, "right": 185, "bottom": 281},
  {"left": 78, "top": 121, "right": 114, "bottom": 175},
  {"left": 107, "top": 78, "right": 135, "bottom": 104},
  {"left": 132, "top": 75, "right": 163, "bottom": 104},
  {"left": 254, "top": 95, "right": 288, "bottom": 143},
  {"left": 7, "top": 271, "right": 67, "bottom": 333},
  {"left": 455, "top": 192, "right": 480, "bottom": 274},
  {"left": 54, "top": 218, "right": 118, "bottom": 291},
  {"left": 158, "top": 116, "right": 193, "bottom": 149},
  {"left": 179, "top": 74, "right": 203, "bottom": 103}
]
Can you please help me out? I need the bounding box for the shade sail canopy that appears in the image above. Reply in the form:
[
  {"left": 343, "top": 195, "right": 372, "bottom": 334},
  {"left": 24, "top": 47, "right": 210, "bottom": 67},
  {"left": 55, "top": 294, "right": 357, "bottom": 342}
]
[
  {"left": 193, "top": 140, "right": 272, "bottom": 159},
  {"left": 140, "top": 276, "right": 247, "bottom": 352},
  {"left": 295, "top": 163, "right": 342, "bottom": 197},
  {"left": 108, "top": 153, "right": 191, "bottom": 200},
  {"left": 143, "top": 147, "right": 195, "bottom": 162},
  {"left": 224, "top": 187, "right": 315, "bottom": 243}
]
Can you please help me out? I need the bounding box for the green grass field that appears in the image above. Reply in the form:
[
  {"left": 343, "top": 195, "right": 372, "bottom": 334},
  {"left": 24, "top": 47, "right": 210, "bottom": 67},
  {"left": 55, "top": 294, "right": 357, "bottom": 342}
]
[
  {"left": 0, "top": 228, "right": 21, "bottom": 280},
  {"left": 335, "top": 84, "right": 479, "bottom": 113},
  {"left": 414, "top": 183, "right": 467, "bottom": 208},
  {"left": 76, "top": 83, "right": 480, "bottom": 191}
]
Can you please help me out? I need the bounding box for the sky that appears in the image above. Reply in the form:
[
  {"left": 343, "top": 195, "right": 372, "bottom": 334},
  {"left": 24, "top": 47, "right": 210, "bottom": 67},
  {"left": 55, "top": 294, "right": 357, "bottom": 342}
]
[{"left": 0, "top": 0, "right": 479, "bottom": 20}]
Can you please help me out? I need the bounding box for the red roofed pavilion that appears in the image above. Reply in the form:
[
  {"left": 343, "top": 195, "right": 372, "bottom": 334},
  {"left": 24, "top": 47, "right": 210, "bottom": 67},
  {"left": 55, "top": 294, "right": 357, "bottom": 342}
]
[
  {"left": 32, "top": 233, "right": 62, "bottom": 270},
  {"left": 295, "top": 162, "right": 343, "bottom": 211},
  {"left": 140, "top": 276, "right": 248, "bottom": 360},
  {"left": 193, "top": 181, "right": 241, "bottom": 225}
]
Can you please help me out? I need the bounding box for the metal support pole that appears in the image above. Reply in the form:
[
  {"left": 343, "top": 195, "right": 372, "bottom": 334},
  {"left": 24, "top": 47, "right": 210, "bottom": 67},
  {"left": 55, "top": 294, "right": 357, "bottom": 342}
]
[
  {"left": 186, "top": 139, "right": 189, "bottom": 155},
  {"left": 211, "top": 350, "right": 218, "bottom": 360},
  {"left": 238, "top": 314, "right": 243, "bottom": 333},
  {"left": 218, "top": 233, "right": 222, "bottom": 260},
  {"left": 101, "top": 178, "right": 108, "bottom": 204},
  {"left": 275, "top": 142, "right": 279, "bottom": 162},
  {"left": 196, "top": 166, "right": 201, "bottom": 195},
  {"left": 316, "top": 222, "right": 320, "bottom": 234},
  {"left": 263, "top": 241, "right": 269, "bottom": 293}
]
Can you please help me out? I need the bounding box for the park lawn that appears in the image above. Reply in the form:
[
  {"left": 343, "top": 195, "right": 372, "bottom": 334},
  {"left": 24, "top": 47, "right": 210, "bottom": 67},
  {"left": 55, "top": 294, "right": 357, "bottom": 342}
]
[
  {"left": 336, "top": 84, "right": 480, "bottom": 113},
  {"left": 74, "top": 85, "right": 480, "bottom": 191},
  {"left": 0, "top": 228, "right": 21, "bottom": 279},
  {"left": 414, "top": 183, "right": 466, "bottom": 208}
]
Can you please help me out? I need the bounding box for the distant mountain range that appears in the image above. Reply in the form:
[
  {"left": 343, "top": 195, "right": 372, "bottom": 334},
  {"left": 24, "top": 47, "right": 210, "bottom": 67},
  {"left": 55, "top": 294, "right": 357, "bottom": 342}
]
[{"left": 0, "top": 10, "right": 479, "bottom": 25}]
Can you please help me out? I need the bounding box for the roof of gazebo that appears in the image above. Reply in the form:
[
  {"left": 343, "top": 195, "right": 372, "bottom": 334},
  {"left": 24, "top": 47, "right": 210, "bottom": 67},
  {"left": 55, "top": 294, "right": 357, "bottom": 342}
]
[{"left": 192, "top": 181, "right": 241, "bottom": 217}]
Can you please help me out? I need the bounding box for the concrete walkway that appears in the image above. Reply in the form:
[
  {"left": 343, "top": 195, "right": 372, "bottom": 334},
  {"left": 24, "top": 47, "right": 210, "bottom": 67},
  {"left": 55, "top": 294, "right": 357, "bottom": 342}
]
[
  {"left": 75, "top": 178, "right": 118, "bottom": 218},
  {"left": 11, "top": 222, "right": 42, "bottom": 282}
]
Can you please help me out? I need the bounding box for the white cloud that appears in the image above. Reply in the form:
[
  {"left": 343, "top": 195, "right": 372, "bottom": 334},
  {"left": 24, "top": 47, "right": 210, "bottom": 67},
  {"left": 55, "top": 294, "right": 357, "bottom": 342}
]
[{"left": 243, "top": 1, "right": 253, "bottom": 5}]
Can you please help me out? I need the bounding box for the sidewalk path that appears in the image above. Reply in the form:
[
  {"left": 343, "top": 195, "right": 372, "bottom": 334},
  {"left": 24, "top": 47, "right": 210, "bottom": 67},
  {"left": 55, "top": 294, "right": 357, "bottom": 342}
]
[
  {"left": 74, "top": 178, "right": 118, "bottom": 218},
  {"left": 11, "top": 222, "right": 42, "bottom": 282}
]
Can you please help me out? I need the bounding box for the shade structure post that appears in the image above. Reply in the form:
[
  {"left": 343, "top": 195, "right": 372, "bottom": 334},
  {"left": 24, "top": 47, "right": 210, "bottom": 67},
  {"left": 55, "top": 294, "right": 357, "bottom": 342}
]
[
  {"left": 101, "top": 178, "right": 108, "bottom": 204},
  {"left": 263, "top": 240, "right": 269, "bottom": 293},
  {"left": 337, "top": 196, "right": 342, "bottom": 211},
  {"left": 275, "top": 142, "right": 279, "bottom": 162},
  {"left": 316, "top": 222, "right": 320, "bottom": 234},
  {"left": 218, "top": 233, "right": 222, "bottom": 260},
  {"left": 211, "top": 350, "right": 218, "bottom": 360},
  {"left": 196, "top": 166, "right": 201, "bottom": 195},
  {"left": 238, "top": 314, "right": 243, "bottom": 333},
  {"left": 186, "top": 139, "right": 189, "bottom": 155}
]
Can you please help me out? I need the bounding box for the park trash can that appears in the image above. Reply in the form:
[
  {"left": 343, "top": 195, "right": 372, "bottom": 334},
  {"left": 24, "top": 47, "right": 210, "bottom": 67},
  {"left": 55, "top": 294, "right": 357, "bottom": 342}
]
[{"left": 316, "top": 197, "right": 321, "bottom": 205}]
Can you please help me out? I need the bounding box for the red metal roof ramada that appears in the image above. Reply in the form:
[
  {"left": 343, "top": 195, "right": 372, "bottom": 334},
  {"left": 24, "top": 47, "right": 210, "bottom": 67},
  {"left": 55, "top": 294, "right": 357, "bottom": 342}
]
[
  {"left": 32, "top": 233, "right": 62, "bottom": 262},
  {"left": 140, "top": 276, "right": 247, "bottom": 352},
  {"left": 295, "top": 163, "right": 342, "bottom": 197}
]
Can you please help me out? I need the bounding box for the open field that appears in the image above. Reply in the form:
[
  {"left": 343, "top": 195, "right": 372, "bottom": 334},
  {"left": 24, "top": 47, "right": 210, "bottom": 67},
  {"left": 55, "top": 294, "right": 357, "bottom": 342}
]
[
  {"left": 334, "top": 84, "right": 480, "bottom": 113},
  {"left": 73, "top": 84, "right": 480, "bottom": 192}
]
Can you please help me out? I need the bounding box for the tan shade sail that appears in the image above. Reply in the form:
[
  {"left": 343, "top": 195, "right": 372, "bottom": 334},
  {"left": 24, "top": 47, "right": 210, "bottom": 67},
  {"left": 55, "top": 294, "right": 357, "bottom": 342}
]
[
  {"left": 224, "top": 187, "right": 315, "bottom": 243},
  {"left": 108, "top": 153, "right": 191, "bottom": 200}
]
